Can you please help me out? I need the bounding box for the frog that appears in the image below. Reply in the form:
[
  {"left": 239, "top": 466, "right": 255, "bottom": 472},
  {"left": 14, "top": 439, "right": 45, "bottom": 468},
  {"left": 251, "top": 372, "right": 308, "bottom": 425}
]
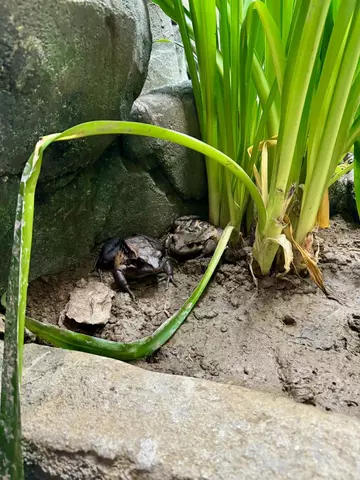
[
  {"left": 165, "top": 215, "right": 223, "bottom": 258},
  {"left": 95, "top": 235, "right": 175, "bottom": 300}
]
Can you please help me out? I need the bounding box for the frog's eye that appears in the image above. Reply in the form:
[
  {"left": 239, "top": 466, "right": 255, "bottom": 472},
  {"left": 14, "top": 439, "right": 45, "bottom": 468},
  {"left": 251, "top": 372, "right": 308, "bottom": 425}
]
[{"left": 187, "top": 242, "right": 196, "bottom": 248}]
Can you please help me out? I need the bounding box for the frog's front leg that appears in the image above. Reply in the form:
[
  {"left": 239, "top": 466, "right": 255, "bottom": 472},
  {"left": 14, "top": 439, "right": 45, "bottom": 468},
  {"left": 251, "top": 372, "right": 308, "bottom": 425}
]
[
  {"left": 164, "top": 234, "right": 172, "bottom": 255},
  {"left": 202, "top": 238, "right": 219, "bottom": 256},
  {"left": 162, "top": 257, "right": 176, "bottom": 288},
  {"left": 112, "top": 268, "right": 135, "bottom": 300}
]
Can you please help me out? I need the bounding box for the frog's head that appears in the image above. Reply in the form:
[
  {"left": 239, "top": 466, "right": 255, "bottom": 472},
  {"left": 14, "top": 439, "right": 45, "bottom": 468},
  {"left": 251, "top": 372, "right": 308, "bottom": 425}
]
[{"left": 168, "top": 231, "right": 205, "bottom": 256}]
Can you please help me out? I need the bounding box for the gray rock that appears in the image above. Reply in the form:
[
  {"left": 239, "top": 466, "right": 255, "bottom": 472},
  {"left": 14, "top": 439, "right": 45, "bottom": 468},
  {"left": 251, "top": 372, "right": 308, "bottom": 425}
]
[
  {"left": 123, "top": 81, "right": 207, "bottom": 200},
  {"left": 142, "top": 1, "right": 187, "bottom": 94},
  {"left": 329, "top": 160, "right": 359, "bottom": 222},
  {"left": 0, "top": 144, "right": 206, "bottom": 292},
  {"left": 330, "top": 174, "right": 348, "bottom": 216},
  {"left": 0, "top": 175, "right": 19, "bottom": 291},
  {"left": 0, "top": 0, "right": 151, "bottom": 179},
  {"left": 0, "top": 342, "right": 360, "bottom": 479},
  {"left": 173, "top": 25, "right": 188, "bottom": 80}
]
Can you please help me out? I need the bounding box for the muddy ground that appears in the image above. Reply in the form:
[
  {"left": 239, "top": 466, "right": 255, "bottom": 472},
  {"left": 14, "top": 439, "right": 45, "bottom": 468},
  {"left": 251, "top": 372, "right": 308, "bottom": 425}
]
[{"left": 27, "top": 216, "right": 360, "bottom": 417}]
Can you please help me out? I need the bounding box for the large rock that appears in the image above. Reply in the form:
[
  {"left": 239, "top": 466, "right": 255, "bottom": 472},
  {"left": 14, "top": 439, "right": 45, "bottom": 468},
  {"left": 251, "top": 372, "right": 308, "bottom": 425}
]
[
  {"left": 0, "top": 1, "right": 207, "bottom": 292},
  {"left": 0, "top": 144, "right": 205, "bottom": 291},
  {"left": 123, "top": 81, "right": 207, "bottom": 200},
  {"left": 142, "top": 1, "right": 187, "bottom": 94},
  {"left": 0, "top": 0, "right": 151, "bottom": 179},
  {"left": 0, "top": 342, "right": 360, "bottom": 479},
  {"left": 329, "top": 169, "right": 359, "bottom": 222}
]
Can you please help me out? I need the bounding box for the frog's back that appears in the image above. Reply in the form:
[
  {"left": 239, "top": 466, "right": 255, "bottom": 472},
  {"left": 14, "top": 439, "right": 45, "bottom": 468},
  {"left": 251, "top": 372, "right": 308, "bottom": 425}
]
[
  {"left": 124, "top": 235, "right": 163, "bottom": 269},
  {"left": 175, "top": 218, "right": 222, "bottom": 240}
]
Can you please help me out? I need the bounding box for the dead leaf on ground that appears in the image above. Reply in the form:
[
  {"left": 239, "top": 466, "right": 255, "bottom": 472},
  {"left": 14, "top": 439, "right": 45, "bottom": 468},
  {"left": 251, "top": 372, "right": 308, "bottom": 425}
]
[{"left": 62, "top": 279, "right": 115, "bottom": 326}]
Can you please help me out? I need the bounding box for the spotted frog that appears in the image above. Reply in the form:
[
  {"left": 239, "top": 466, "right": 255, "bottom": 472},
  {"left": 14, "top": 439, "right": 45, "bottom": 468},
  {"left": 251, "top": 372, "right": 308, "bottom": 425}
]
[{"left": 165, "top": 216, "right": 223, "bottom": 258}]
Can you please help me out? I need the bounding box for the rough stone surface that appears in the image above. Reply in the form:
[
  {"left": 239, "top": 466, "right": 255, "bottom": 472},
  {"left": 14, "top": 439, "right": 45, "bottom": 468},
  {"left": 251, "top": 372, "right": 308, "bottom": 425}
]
[
  {"left": 0, "top": 174, "right": 18, "bottom": 289},
  {"left": 142, "top": 1, "right": 187, "bottom": 94},
  {"left": 0, "top": 0, "right": 151, "bottom": 178},
  {"left": 123, "top": 81, "right": 206, "bottom": 200},
  {"left": 0, "top": 342, "right": 360, "bottom": 479},
  {"left": 329, "top": 166, "right": 359, "bottom": 222},
  {"left": 0, "top": 0, "right": 155, "bottom": 290},
  {"left": 0, "top": 142, "right": 206, "bottom": 292},
  {"left": 173, "top": 24, "right": 188, "bottom": 80},
  {"left": 0, "top": 2, "right": 207, "bottom": 293}
]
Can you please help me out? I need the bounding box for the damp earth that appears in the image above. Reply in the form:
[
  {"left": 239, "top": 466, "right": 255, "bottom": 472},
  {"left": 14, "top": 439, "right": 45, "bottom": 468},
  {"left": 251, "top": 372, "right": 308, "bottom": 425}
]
[{"left": 27, "top": 216, "right": 360, "bottom": 417}]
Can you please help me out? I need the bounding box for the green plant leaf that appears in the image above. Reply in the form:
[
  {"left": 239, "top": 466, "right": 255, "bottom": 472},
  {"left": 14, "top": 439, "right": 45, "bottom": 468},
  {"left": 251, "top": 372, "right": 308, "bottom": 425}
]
[{"left": 246, "top": 1, "right": 286, "bottom": 92}]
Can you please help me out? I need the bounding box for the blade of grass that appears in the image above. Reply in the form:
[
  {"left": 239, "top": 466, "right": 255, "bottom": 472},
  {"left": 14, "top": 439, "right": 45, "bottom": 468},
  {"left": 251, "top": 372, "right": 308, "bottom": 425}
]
[
  {"left": 346, "top": 115, "right": 360, "bottom": 153},
  {"left": 253, "top": 0, "right": 332, "bottom": 274},
  {"left": 306, "top": 0, "right": 356, "bottom": 181},
  {"left": 296, "top": 3, "right": 360, "bottom": 243},
  {"left": 247, "top": 1, "right": 286, "bottom": 93}
]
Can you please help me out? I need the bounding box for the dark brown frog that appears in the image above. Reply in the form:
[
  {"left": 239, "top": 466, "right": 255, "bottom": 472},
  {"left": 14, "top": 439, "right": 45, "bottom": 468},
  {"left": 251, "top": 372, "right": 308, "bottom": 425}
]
[
  {"left": 95, "top": 235, "right": 175, "bottom": 299},
  {"left": 165, "top": 216, "right": 223, "bottom": 258}
]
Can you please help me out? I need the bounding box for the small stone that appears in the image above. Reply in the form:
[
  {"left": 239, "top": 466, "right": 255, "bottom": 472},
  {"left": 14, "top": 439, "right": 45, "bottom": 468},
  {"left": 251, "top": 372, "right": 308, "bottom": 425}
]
[
  {"left": 76, "top": 278, "right": 88, "bottom": 288},
  {"left": 193, "top": 310, "right": 218, "bottom": 320},
  {"left": 244, "top": 366, "right": 249, "bottom": 375},
  {"left": 230, "top": 297, "right": 241, "bottom": 308},
  {"left": 259, "top": 276, "right": 276, "bottom": 289},
  {"left": 220, "top": 325, "right": 228, "bottom": 333}
]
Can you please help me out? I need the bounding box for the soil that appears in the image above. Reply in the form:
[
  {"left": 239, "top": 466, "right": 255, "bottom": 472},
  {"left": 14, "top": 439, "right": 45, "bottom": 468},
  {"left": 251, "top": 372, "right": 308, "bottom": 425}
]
[{"left": 27, "top": 216, "right": 360, "bottom": 418}]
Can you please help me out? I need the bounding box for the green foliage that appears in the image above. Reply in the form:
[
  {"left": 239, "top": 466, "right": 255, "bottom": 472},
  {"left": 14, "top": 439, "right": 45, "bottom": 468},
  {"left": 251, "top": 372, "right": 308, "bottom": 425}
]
[
  {"left": 1, "top": 1, "right": 360, "bottom": 474},
  {"left": 153, "top": 0, "right": 276, "bottom": 229},
  {"left": 153, "top": 0, "right": 360, "bottom": 274}
]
